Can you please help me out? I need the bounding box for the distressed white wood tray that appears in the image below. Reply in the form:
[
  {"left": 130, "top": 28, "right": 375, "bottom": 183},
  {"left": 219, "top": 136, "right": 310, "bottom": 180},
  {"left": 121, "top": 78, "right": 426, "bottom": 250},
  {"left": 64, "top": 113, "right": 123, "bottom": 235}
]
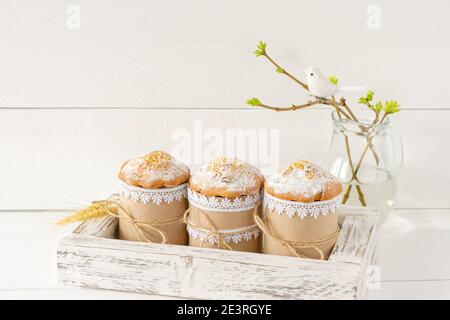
[{"left": 57, "top": 206, "right": 378, "bottom": 300}]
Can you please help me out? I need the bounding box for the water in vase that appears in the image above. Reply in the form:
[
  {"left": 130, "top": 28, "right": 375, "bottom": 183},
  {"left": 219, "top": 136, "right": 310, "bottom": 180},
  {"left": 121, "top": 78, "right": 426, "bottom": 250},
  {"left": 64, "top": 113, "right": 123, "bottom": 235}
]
[{"left": 340, "top": 165, "right": 396, "bottom": 223}]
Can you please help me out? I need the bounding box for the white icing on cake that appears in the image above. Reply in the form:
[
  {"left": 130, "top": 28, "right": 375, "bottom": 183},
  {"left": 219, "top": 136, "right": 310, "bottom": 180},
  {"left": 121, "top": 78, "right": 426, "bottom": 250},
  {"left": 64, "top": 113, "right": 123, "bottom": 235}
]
[
  {"left": 120, "top": 151, "right": 189, "bottom": 187},
  {"left": 266, "top": 160, "right": 338, "bottom": 198},
  {"left": 190, "top": 157, "right": 263, "bottom": 195}
]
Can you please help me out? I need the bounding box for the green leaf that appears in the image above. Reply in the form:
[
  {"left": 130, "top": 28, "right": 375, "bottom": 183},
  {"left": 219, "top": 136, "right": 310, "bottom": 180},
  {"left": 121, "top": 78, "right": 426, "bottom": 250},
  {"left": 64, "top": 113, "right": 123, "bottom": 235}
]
[
  {"left": 384, "top": 100, "right": 400, "bottom": 114},
  {"left": 254, "top": 50, "right": 263, "bottom": 57},
  {"left": 246, "top": 97, "right": 261, "bottom": 106},
  {"left": 254, "top": 41, "right": 266, "bottom": 57},
  {"left": 375, "top": 101, "right": 383, "bottom": 113},
  {"left": 276, "top": 67, "right": 284, "bottom": 74},
  {"left": 257, "top": 41, "right": 266, "bottom": 52},
  {"left": 358, "top": 97, "right": 368, "bottom": 105},
  {"left": 328, "top": 75, "right": 339, "bottom": 85},
  {"left": 358, "top": 90, "right": 375, "bottom": 107}
]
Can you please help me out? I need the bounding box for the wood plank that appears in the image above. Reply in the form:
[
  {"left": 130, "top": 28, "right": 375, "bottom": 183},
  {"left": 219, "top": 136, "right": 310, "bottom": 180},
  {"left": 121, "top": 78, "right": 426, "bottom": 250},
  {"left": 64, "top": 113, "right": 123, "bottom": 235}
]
[
  {"left": 375, "top": 230, "right": 450, "bottom": 282},
  {"left": 1, "top": 280, "right": 449, "bottom": 300},
  {"left": 0, "top": 109, "right": 448, "bottom": 210},
  {"left": 0, "top": 42, "right": 447, "bottom": 109},
  {"left": 381, "top": 209, "right": 450, "bottom": 233},
  {"left": 330, "top": 215, "right": 377, "bottom": 264},
  {"left": 57, "top": 234, "right": 360, "bottom": 299},
  {"left": 331, "top": 207, "right": 379, "bottom": 299},
  {"left": 3, "top": 1, "right": 447, "bottom": 109},
  {"left": 73, "top": 216, "right": 117, "bottom": 239},
  {"left": 367, "top": 280, "right": 450, "bottom": 300},
  {"left": 0, "top": 211, "right": 75, "bottom": 290},
  {"left": 60, "top": 232, "right": 353, "bottom": 271},
  {"left": 1, "top": 1, "right": 448, "bottom": 43},
  {"left": 0, "top": 288, "right": 175, "bottom": 300}
]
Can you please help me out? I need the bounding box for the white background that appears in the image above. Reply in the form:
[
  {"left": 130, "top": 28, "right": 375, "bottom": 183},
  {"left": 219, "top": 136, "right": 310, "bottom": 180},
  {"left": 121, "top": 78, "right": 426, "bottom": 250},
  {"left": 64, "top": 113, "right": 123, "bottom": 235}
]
[{"left": 0, "top": 1, "right": 449, "bottom": 299}]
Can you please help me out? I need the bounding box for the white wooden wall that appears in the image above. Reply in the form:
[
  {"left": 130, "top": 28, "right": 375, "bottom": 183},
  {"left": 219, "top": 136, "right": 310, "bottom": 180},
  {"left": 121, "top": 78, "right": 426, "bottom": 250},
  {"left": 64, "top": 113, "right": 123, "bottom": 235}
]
[{"left": 0, "top": 0, "right": 449, "bottom": 210}]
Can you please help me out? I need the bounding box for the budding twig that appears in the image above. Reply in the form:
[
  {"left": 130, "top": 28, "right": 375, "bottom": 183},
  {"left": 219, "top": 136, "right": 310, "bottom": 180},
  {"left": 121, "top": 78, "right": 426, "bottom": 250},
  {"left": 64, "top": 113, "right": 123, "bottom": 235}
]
[
  {"left": 258, "top": 100, "right": 321, "bottom": 112},
  {"left": 249, "top": 41, "right": 400, "bottom": 207},
  {"left": 262, "top": 52, "right": 309, "bottom": 91}
]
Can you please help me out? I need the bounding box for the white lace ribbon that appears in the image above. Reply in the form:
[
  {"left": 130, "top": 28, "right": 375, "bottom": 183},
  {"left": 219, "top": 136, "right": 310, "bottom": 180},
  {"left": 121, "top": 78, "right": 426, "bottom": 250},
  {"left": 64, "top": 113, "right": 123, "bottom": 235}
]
[
  {"left": 263, "top": 192, "right": 339, "bottom": 219},
  {"left": 187, "top": 188, "right": 261, "bottom": 213},
  {"left": 186, "top": 222, "right": 260, "bottom": 244},
  {"left": 118, "top": 180, "right": 187, "bottom": 205}
]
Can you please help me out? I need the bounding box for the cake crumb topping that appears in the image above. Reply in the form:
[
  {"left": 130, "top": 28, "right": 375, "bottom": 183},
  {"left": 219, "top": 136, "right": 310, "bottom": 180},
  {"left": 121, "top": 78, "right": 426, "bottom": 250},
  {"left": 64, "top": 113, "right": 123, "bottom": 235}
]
[
  {"left": 143, "top": 151, "right": 172, "bottom": 169},
  {"left": 190, "top": 157, "right": 264, "bottom": 197},
  {"left": 266, "top": 159, "right": 341, "bottom": 201},
  {"left": 119, "top": 151, "right": 189, "bottom": 189}
]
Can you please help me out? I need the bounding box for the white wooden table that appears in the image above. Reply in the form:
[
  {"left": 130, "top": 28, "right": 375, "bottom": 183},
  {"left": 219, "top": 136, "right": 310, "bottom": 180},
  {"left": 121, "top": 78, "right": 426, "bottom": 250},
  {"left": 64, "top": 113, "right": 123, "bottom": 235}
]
[{"left": 1, "top": 209, "right": 449, "bottom": 300}]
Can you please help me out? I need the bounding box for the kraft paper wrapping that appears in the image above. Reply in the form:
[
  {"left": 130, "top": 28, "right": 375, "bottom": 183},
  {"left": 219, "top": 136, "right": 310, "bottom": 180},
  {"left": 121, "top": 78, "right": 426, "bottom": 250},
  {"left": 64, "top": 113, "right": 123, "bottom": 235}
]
[
  {"left": 188, "top": 204, "right": 258, "bottom": 230},
  {"left": 187, "top": 194, "right": 262, "bottom": 253},
  {"left": 262, "top": 207, "right": 339, "bottom": 260},
  {"left": 119, "top": 195, "right": 188, "bottom": 245},
  {"left": 188, "top": 229, "right": 260, "bottom": 252}
]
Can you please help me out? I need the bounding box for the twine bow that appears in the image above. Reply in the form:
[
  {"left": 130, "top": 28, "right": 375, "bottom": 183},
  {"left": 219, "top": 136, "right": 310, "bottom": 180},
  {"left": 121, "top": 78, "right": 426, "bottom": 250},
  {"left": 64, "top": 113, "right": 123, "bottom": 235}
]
[
  {"left": 104, "top": 194, "right": 184, "bottom": 244},
  {"left": 253, "top": 207, "right": 339, "bottom": 260},
  {"left": 184, "top": 207, "right": 234, "bottom": 251}
]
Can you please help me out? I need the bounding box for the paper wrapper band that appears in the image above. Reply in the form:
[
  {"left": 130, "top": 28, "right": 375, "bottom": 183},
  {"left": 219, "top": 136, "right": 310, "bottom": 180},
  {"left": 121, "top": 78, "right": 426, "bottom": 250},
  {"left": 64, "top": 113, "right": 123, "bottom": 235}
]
[
  {"left": 260, "top": 193, "right": 340, "bottom": 260},
  {"left": 112, "top": 182, "right": 188, "bottom": 244},
  {"left": 187, "top": 187, "right": 262, "bottom": 229},
  {"left": 184, "top": 208, "right": 261, "bottom": 253}
]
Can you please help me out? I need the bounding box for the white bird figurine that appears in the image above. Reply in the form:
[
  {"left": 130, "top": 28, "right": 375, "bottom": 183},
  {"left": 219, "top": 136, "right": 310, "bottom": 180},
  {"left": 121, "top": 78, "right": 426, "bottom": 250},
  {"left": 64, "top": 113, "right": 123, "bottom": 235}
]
[{"left": 304, "top": 66, "right": 366, "bottom": 98}]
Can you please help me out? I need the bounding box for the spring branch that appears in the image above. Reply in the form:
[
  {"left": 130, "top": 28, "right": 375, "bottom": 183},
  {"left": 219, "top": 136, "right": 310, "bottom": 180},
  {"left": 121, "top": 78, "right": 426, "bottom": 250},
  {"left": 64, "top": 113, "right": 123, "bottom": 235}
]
[{"left": 262, "top": 52, "right": 309, "bottom": 91}]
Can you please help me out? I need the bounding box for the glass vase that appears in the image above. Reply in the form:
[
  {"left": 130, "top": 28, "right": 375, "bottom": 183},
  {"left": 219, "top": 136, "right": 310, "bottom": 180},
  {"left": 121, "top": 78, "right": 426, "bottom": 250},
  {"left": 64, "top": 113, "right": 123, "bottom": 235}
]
[{"left": 324, "top": 111, "right": 403, "bottom": 224}]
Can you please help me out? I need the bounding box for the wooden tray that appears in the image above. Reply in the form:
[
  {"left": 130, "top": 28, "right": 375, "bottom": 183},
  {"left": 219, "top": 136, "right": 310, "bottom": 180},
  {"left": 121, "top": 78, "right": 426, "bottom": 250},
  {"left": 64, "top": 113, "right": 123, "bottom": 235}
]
[{"left": 57, "top": 206, "right": 378, "bottom": 300}]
